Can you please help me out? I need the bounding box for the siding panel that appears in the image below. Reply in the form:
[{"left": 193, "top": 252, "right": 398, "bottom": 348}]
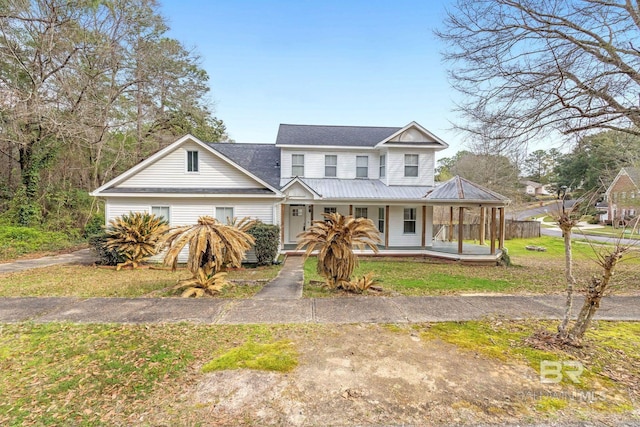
[{"left": 118, "top": 141, "right": 262, "bottom": 189}]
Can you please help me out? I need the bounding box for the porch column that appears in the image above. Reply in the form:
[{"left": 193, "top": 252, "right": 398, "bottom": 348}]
[
  {"left": 449, "top": 206, "right": 454, "bottom": 242},
  {"left": 490, "top": 207, "right": 497, "bottom": 255},
  {"left": 349, "top": 205, "right": 353, "bottom": 216},
  {"left": 479, "top": 207, "right": 486, "bottom": 245},
  {"left": 425, "top": 205, "right": 434, "bottom": 247},
  {"left": 280, "top": 204, "right": 285, "bottom": 248},
  {"left": 499, "top": 207, "right": 506, "bottom": 249},
  {"left": 458, "top": 207, "right": 464, "bottom": 254},
  {"left": 421, "top": 205, "right": 427, "bottom": 248},
  {"left": 310, "top": 204, "right": 314, "bottom": 222},
  {"left": 384, "top": 205, "right": 390, "bottom": 248}
]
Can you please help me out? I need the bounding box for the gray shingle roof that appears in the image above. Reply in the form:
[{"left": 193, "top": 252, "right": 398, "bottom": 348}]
[
  {"left": 623, "top": 167, "right": 640, "bottom": 187},
  {"left": 285, "top": 178, "right": 433, "bottom": 200},
  {"left": 425, "top": 176, "right": 509, "bottom": 204},
  {"left": 207, "top": 143, "right": 281, "bottom": 189},
  {"left": 275, "top": 124, "right": 401, "bottom": 147}
]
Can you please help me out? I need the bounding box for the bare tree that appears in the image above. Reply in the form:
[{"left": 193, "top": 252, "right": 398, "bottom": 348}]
[
  {"left": 437, "top": 0, "right": 640, "bottom": 149},
  {"left": 552, "top": 192, "right": 637, "bottom": 346}
]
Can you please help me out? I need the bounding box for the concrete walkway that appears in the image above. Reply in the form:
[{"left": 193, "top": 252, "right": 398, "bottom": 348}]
[
  {"left": 1, "top": 295, "right": 639, "bottom": 324},
  {"left": 0, "top": 248, "right": 95, "bottom": 274},
  {"left": 1, "top": 250, "right": 639, "bottom": 325},
  {"left": 253, "top": 256, "right": 303, "bottom": 299}
]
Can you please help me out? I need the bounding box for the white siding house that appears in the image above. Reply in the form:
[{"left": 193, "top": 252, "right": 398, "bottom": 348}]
[{"left": 92, "top": 122, "right": 510, "bottom": 261}]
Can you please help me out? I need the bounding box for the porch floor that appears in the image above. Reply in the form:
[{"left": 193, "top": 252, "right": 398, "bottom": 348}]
[{"left": 283, "top": 241, "right": 503, "bottom": 264}]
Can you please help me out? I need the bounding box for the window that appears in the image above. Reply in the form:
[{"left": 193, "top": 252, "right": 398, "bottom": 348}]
[
  {"left": 323, "top": 207, "right": 337, "bottom": 219},
  {"left": 404, "top": 154, "right": 419, "bottom": 177},
  {"left": 379, "top": 154, "right": 386, "bottom": 178},
  {"left": 404, "top": 208, "right": 416, "bottom": 234},
  {"left": 292, "top": 154, "right": 304, "bottom": 176},
  {"left": 356, "top": 156, "right": 368, "bottom": 178},
  {"left": 187, "top": 150, "right": 199, "bottom": 172},
  {"left": 215, "top": 207, "right": 234, "bottom": 223},
  {"left": 151, "top": 206, "right": 170, "bottom": 223},
  {"left": 378, "top": 207, "right": 385, "bottom": 233},
  {"left": 354, "top": 207, "right": 368, "bottom": 218},
  {"left": 325, "top": 155, "right": 337, "bottom": 177}
]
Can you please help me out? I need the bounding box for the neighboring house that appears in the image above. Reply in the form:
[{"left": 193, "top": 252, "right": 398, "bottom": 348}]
[
  {"left": 604, "top": 166, "right": 640, "bottom": 226},
  {"left": 91, "top": 122, "right": 510, "bottom": 261},
  {"left": 521, "top": 180, "right": 551, "bottom": 197}
]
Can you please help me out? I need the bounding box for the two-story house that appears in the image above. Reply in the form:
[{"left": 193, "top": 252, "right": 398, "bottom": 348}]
[
  {"left": 91, "top": 122, "right": 510, "bottom": 261},
  {"left": 604, "top": 166, "right": 640, "bottom": 226}
]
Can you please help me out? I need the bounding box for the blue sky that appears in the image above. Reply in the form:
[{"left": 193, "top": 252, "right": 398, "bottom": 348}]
[{"left": 162, "top": 0, "right": 465, "bottom": 155}]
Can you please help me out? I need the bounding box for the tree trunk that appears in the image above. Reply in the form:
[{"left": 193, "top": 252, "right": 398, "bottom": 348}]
[
  {"left": 557, "top": 215, "right": 577, "bottom": 340},
  {"left": 569, "top": 249, "right": 624, "bottom": 342}
]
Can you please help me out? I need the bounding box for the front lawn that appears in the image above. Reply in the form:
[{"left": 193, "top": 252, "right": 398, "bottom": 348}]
[
  {"left": 303, "top": 236, "right": 640, "bottom": 297},
  {"left": 0, "top": 264, "right": 281, "bottom": 298},
  {"left": 0, "top": 321, "right": 637, "bottom": 425}
]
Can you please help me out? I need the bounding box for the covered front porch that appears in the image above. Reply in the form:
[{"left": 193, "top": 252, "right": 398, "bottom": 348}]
[
  {"left": 282, "top": 240, "right": 503, "bottom": 264},
  {"left": 279, "top": 175, "right": 510, "bottom": 263}
]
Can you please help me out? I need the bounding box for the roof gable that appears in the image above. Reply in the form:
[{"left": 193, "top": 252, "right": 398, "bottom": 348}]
[
  {"left": 376, "top": 122, "right": 449, "bottom": 149},
  {"left": 606, "top": 166, "right": 640, "bottom": 195},
  {"left": 91, "top": 135, "right": 282, "bottom": 196}
]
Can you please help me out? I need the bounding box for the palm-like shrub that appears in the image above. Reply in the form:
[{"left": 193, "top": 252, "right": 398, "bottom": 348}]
[
  {"left": 163, "top": 216, "right": 255, "bottom": 297},
  {"left": 105, "top": 212, "right": 169, "bottom": 270},
  {"left": 296, "top": 213, "right": 381, "bottom": 291}
]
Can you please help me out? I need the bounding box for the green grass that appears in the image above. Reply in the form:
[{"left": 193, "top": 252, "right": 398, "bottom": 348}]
[
  {"left": 0, "top": 264, "right": 281, "bottom": 298},
  {"left": 0, "top": 323, "right": 300, "bottom": 426},
  {"left": 419, "top": 320, "right": 640, "bottom": 412},
  {"left": 202, "top": 340, "right": 298, "bottom": 372},
  {"left": 0, "top": 226, "right": 82, "bottom": 261},
  {"left": 0, "top": 322, "right": 637, "bottom": 425},
  {"left": 303, "top": 236, "right": 640, "bottom": 296}
]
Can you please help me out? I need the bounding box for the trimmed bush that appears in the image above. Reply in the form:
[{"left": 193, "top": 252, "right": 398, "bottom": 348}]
[
  {"left": 88, "top": 233, "right": 123, "bottom": 266},
  {"left": 248, "top": 223, "right": 280, "bottom": 265}
]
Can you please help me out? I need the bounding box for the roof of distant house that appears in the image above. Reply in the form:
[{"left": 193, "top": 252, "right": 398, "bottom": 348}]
[{"left": 623, "top": 166, "right": 640, "bottom": 187}]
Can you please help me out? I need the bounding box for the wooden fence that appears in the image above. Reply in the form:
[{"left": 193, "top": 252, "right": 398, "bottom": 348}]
[{"left": 435, "top": 220, "right": 540, "bottom": 241}]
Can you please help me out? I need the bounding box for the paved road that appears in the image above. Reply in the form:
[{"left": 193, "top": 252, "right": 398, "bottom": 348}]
[{"left": 515, "top": 201, "right": 639, "bottom": 245}]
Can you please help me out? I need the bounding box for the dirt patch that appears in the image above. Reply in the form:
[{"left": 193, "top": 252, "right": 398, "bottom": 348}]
[
  {"left": 137, "top": 323, "right": 639, "bottom": 426},
  {"left": 178, "top": 324, "right": 546, "bottom": 425}
]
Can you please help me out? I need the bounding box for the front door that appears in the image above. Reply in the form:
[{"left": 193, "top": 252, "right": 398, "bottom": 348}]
[{"left": 289, "top": 205, "right": 306, "bottom": 242}]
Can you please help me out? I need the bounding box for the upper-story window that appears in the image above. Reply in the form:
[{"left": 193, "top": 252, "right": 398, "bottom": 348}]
[
  {"left": 379, "top": 154, "right": 386, "bottom": 178},
  {"left": 404, "top": 154, "right": 419, "bottom": 177},
  {"left": 187, "top": 150, "right": 199, "bottom": 172},
  {"left": 292, "top": 154, "right": 304, "bottom": 176},
  {"left": 356, "top": 156, "right": 368, "bottom": 178},
  {"left": 325, "top": 155, "right": 337, "bottom": 177}
]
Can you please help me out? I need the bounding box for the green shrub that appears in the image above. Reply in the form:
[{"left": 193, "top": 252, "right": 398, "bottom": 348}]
[
  {"left": 84, "top": 213, "right": 106, "bottom": 238},
  {"left": 248, "top": 223, "right": 280, "bottom": 265},
  {"left": 0, "top": 226, "right": 75, "bottom": 260},
  {"left": 88, "top": 233, "right": 123, "bottom": 266}
]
